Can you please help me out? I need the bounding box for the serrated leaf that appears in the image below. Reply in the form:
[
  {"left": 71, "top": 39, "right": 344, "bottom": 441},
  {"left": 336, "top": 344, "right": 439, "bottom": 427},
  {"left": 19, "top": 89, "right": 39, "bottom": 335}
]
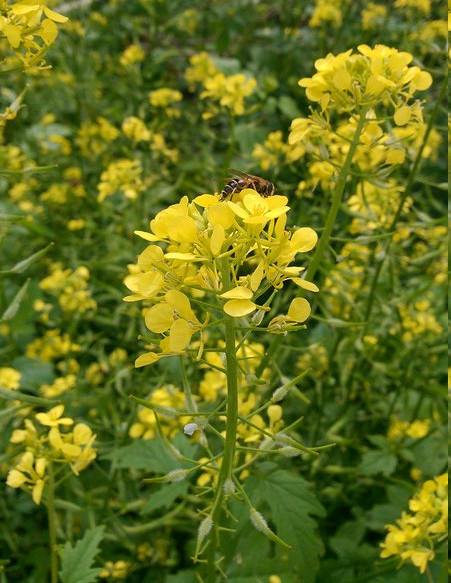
[
  {"left": 1, "top": 279, "right": 30, "bottom": 321},
  {"left": 227, "top": 466, "right": 325, "bottom": 582},
  {"left": 359, "top": 449, "right": 397, "bottom": 476},
  {"left": 140, "top": 481, "right": 188, "bottom": 514},
  {"left": 58, "top": 525, "right": 104, "bottom": 583},
  {"left": 102, "top": 435, "right": 195, "bottom": 472}
]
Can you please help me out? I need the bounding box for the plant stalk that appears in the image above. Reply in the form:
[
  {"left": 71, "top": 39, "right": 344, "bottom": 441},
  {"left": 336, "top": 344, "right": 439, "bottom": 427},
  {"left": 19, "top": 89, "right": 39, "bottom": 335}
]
[{"left": 47, "top": 463, "right": 58, "bottom": 583}]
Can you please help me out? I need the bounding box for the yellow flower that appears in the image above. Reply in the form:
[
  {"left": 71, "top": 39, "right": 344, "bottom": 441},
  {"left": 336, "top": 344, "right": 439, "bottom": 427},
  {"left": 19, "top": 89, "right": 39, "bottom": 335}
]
[
  {"left": 0, "top": 367, "right": 21, "bottom": 390},
  {"left": 35, "top": 405, "right": 74, "bottom": 428},
  {"left": 6, "top": 451, "right": 47, "bottom": 505}
]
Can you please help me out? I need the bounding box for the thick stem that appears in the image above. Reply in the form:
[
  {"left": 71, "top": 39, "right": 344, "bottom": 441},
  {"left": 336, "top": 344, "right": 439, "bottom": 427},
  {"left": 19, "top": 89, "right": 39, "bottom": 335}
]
[
  {"left": 47, "top": 463, "right": 58, "bottom": 583},
  {"left": 205, "top": 267, "right": 239, "bottom": 582},
  {"left": 306, "top": 106, "right": 368, "bottom": 281}
]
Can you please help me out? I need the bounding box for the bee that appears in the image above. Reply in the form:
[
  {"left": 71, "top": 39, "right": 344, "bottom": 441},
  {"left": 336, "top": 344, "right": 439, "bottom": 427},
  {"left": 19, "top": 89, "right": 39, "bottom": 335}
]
[{"left": 220, "top": 169, "right": 275, "bottom": 200}]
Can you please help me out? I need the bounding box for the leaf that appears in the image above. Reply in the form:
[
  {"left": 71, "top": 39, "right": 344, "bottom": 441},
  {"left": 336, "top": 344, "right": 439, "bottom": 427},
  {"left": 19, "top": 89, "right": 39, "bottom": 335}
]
[
  {"left": 0, "top": 243, "right": 53, "bottom": 275},
  {"left": 278, "top": 95, "right": 301, "bottom": 119},
  {"left": 329, "top": 519, "right": 366, "bottom": 559},
  {"left": 140, "top": 481, "right": 188, "bottom": 514},
  {"left": 102, "top": 435, "right": 195, "bottom": 473},
  {"left": 58, "top": 526, "right": 104, "bottom": 583},
  {"left": 1, "top": 279, "right": 30, "bottom": 321},
  {"left": 12, "top": 356, "right": 54, "bottom": 389},
  {"left": 166, "top": 570, "right": 196, "bottom": 583},
  {"left": 358, "top": 449, "right": 397, "bottom": 476},
  {"left": 226, "top": 465, "right": 325, "bottom": 582}
]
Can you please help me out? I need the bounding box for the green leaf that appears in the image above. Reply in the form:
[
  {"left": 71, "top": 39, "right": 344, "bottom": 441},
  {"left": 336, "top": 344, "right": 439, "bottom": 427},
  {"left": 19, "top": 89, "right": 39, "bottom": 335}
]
[
  {"left": 12, "top": 356, "right": 55, "bottom": 389},
  {"left": 140, "top": 481, "right": 188, "bottom": 515},
  {"left": 226, "top": 465, "right": 325, "bottom": 582},
  {"left": 0, "top": 242, "right": 53, "bottom": 275},
  {"left": 278, "top": 95, "right": 301, "bottom": 119},
  {"left": 102, "top": 435, "right": 194, "bottom": 473},
  {"left": 58, "top": 525, "right": 104, "bottom": 583},
  {"left": 1, "top": 279, "right": 30, "bottom": 321},
  {"left": 359, "top": 449, "right": 397, "bottom": 476},
  {"left": 0, "top": 387, "right": 57, "bottom": 406}
]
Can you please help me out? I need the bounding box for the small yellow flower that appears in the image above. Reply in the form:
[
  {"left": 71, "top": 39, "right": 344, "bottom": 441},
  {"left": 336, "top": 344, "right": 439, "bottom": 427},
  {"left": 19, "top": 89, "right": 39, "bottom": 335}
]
[
  {"left": 0, "top": 367, "right": 21, "bottom": 390},
  {"left": 35, "top": 405, "right": 74, "bottom": 428}
]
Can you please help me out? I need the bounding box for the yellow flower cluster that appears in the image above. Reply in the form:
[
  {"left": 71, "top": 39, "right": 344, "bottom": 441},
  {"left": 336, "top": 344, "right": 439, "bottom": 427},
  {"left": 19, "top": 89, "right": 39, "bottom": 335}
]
[
  {"left": 40, "top": 373, "right": 77, "bottom": 398},
  {"left": 291, "top": 45, "right": 432, "bottom": 114},
  {"left": 184, "top": 52, "right": 218, "bottom": 87},
  {"left": 129, "top": 385, "right": 185, "bottom": 440},
  {"left": 6, "top": 405, "right": 96, "bottom": 504},
  {"left": 76, "top": 117, "right": 119, "bottom": 157},
  {"left": 98, "top": 158, "right": 144, "bottom": 202},
  {"left": 99, "top": 560, "right": 130, "bottom": 579},
  {"left": 380, "top": 473, "right": 447, "bottom": 573},
  {"left": 0, "top": 366, "right": 21, "bottom": 389},
  {"left": 200, "top": 72, "right": 257, "bottom": 117},
  {"left": 0, "top": 0, "right": 68, "bottom": 70},
  {"left": 361, "top": 3, "right": 387, "bottom": 30},
  {"left": 394, "top": 0, "right": 430, "bottom": 16},
  {"left": 122, "top": 115, "right": 151, "bottom": 143},
  {"left": 297, "top": 345, "right": 329, "bottom": 378},
  {"left": 26, "top": 329, "right": 80, "bottom": 362},
  {"left": 119, "top": 43, "right": 145, "bottom": 66},
  {"left": 387, "top": 417, "right": 431, "bottom": 441},
  {"left": 149, "top": 87, "right": 183, "bottom": 117},
  {"left": 347, "top": 180, "right": 412, "bottom": 235},
  {"left": 184, "top": 52, "right": 257, "bottom": 117},
  {"left": 309, "top": 0, "right": 348, "bottom": 28},
  {"left": 252, "top": 130, "right": 305, "bottom": 171},
  {"left": 39, "top": 262, "right": 97, "bottom": 313},
  {"left": 397, "top": 300, "right": 443, "bottom": 343},
  {"left": 124, "top": 191, "right": 317, "bottom": 367}
]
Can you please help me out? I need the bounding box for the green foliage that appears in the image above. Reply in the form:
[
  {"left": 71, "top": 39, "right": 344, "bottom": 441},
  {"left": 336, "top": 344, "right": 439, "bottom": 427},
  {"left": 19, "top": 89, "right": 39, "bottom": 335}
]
[{"left": 58, "top": 526, "right": 105, "bottom": 583}]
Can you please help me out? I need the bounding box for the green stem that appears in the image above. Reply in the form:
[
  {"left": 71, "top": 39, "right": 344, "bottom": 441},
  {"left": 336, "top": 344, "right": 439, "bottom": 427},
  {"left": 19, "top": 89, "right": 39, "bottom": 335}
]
[
  {"left": 205, "top": 267, "right": 239, "bottom": 583},
  {"left": 47, "top": 463, "right": 58, "bottom": 583},
  {"left": 306, "top": 106, "right": 368, "bottom": 281}
]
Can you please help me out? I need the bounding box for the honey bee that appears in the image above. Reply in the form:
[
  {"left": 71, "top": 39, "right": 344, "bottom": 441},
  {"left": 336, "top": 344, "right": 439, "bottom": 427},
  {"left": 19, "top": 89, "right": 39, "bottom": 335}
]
[{"left": 220, "top": 169, "right": 275, "bottom": 200}]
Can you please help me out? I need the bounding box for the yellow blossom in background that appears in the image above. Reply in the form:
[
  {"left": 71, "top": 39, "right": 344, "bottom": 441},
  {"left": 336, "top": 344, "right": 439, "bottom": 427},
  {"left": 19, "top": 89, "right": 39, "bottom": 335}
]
[
  {"left": 295, "top": 45, "right": 432, "bottom": 114},
  {"left": 40, "top": 374, "right": 77, "bottom": 398},
  {"left": 99, "top": 560, "right": 130, "bottom": 579},
  {"left": 26, "top": 329, "right": 80, "bottom": 362},
  {"left": 361, "top": 3, "right": 387, "bottom": 30},
  {"left": 98, "top": 158, "right": 144, "bottom": 202},
  {"left": 129, "top": 385, "right": 185, "bottom": 439},
  {"left": 119, "top": 43, "right": 145, "bottom": 66},
  {"left": 184, "top": 52, "right": 218, "bottom": 87},
  {"left": 122, "top": 116, "right": 151, "bottom": 142},
  {"left": 39, "top": 263, "right": 96, "bottom": 313},
  {"left": 380, "top": 474, "right": 448, "bottom": 573},
  {"left": 200, "top": 72, "right": 257, "bottom": 116},
  {"left": 0, "top": 367, "right": 21, "bottom": 389},
  {"left": 387, "top": 417, "right": 431, "bottom": 441},
  {"left": 76, "top": 117, "right": 119, "bottom": 157},
  {"left": 309, "top": 0, "right": 347, "bottom": 28},
  {"left": 149, "top": 87, "right": 183, "bottom": 117},
  {"left": 394, "top": 0, "right": 430, "bottom": 16}
]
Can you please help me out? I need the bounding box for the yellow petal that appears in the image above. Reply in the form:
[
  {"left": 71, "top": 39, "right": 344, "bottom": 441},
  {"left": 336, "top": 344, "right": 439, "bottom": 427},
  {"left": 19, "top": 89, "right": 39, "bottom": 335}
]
[
  {"left": 210, "top": 224, "right": 225, "bottom": 256},
  {"left": 135, "top": 352, "right": 163, "bottom": 367},
  {"left": 193, "top": 194, "right": 219, "bottom": 207},
  {"left": 164, "top": 252, "right": 199, "bottom": 260},
  {"left": 32, "top": 480, "right": 44, "bottom": 505},
  {"left": 207, "top": 203, "right": 235, "bottom": 229},
  {"left": 165, "top": 290, "right": 196, "bottom": 321},
  {"left": 287, "top": 298, "right": 311, "bottom": 323},
  {"left": 250, "top": 262, "right": 265, "bottom": 292},
  {"left": 6, "top": 469, "right": 27, "bottom": 488},
  {"left": 40, "top": 19, "right": 58, "bottom": 46},
  {"left": 11, "top": 4, "right": 39, "bottom": 15},
  {"left": 144, "top": 303, "right": 174, "bottom": 333},
  {"left": 393, "top": 105, "right": 411, "bottom": 126},
  {"left": 220, "top": 286, "right": 253, "bottom": 299},
  {"left": 290, "top": 227, "right": 318, "bottom": 252},
  {"left": 134, "top": 230, "right": 161, "bottom": 241},
  {"left": 169, "top": 319, "right": 192, "bottom": 351},
  {"left": 3, "top": 24, "right": 21, "bottom": 48},
  {"left": 291, "top": 278, "right": 319, "bottom": 292},
  {"left": 43, "top": 6, "right": 68, "bottom": 22},
  {"left": 223, "top": 299, "right": 256, "bottom": 317}
]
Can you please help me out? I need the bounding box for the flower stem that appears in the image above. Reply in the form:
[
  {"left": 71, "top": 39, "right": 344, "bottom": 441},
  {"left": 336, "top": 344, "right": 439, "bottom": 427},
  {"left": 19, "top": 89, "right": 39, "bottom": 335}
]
[
  {"left": 306, "top": 106, "right": 368, "bottom": 281},
  {"left": 47, "top": 463, "right": 58, "bottom": 583},
  {"left": 205, "top": 266, "right": 239, "bottom": 582}
]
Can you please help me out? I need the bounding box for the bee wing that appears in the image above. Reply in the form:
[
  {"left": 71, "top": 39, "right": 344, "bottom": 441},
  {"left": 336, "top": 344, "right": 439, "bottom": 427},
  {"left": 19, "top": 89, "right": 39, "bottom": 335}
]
[{"left": 228, "top": 168, "right": 256, "bottom": 180}]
